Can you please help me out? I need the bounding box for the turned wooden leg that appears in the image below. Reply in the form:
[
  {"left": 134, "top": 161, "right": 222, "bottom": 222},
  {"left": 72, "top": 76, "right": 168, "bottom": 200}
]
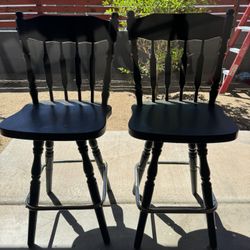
[
  {"left": 28, "top": 140, "right": 44, "bottom": 247},
  {"left": 138, "top": 141, "right": 153, "bottom": 182},
  {"left": 188, "top": 143, "right": 197, "bottom": 195},
  {"left": 89, "top": 139, "right": 111, "bottom": 192},
  {"left": 77, "top": 140, "right": 110, "bottom": 244},
  {"left": 134, "top": 141, "right": 163, "bottom": 249},
  {"left": 45, "top": 141, "right": 54, "bottom": 194},
  {"left": 197, "top": 143, "right": 217, "bottom": 249},
  {"left": 133, "top": 141, "right": 153, "bottom": 195}
]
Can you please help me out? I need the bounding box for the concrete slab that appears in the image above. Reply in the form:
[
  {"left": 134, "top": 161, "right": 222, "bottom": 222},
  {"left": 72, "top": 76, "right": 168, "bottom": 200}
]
[
  {"left": 0, "top": 131, "right": 250, "bottom": 204},
  {"left": 0, "top": 131, "right": 250, "bottom": 249},
  {"left": 0, "top": 204, "right": 249, "bottom": 249}
]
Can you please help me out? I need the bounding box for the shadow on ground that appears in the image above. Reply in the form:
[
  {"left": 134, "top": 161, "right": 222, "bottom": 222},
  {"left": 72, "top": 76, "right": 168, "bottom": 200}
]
[
  {"left": 221, "top": 104, "right": 250, "bottom": 130},
  {"left": 220, "top": 89, "right": 250, "bottom": 130},
  {"left": 1, "top": 189, "right": 249, "bottom": 250}
]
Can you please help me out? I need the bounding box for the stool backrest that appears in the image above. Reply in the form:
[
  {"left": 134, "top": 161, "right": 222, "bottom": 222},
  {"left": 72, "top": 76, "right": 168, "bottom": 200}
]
[
  {"left": 16, "top": 12, "right": 118, "bottom": 105},
  {"left": 127, "top": 10, "right": 234, "bottom": 105}
]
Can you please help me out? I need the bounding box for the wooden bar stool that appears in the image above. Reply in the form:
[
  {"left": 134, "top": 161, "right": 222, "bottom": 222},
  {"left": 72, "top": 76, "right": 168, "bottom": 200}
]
[
  {"left": 0, "top": 12, "right": 118, "bottom": 247},
  {"left": 127, "top": 10, "right": 238, "bottom": 249}
]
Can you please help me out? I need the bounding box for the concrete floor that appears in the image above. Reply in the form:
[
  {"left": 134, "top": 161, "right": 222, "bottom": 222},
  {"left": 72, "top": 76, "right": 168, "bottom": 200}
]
[{"left": 0, "top": 131, "right": 250, "bottom": 249}]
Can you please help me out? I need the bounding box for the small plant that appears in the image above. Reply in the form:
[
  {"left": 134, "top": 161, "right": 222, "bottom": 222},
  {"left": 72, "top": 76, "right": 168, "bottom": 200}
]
[
  {"left": 103, "top": 0, "right": 210, "bottom": 18},
  {"left": 103, "top": 0, "right": 211, "bottom": 79}
]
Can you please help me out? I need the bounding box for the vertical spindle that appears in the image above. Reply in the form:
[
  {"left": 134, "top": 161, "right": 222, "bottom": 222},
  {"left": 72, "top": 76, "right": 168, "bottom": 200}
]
[
  {"left": 43, "top": 42, "right": 54, "bottom": 102},
  {"left": 127, "top": 11, "right": 143, "bottom": 106},
  {"left": 179, "top": 40, "right": 187, "bottom": 101},
  {"left": 150, "top": 40, "right": 157, "bottom": 102},
  {"left": 75, "top": 41, "right": 82, "bottom": 101},
  {"left": 165, "top": 40, "right": 172, "bottom": 101},
  {"left": 89, "top": 42, "right": 95, "bottom": 103},
  {"left": 194, "top": 40, "right": 205, "bottom": 102},
  {"left": 59, "top": 42, "right": 68, "bottom": 101}
]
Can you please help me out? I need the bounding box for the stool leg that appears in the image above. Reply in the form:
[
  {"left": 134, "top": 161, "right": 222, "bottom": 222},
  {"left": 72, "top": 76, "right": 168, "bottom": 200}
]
[
  {"left": 28, "top": 140, "right": 44, "bottom": 247},
  {"left": 197, "top": 143, "right": 217, "bottom": 249},
  {"left": 188, "top": 143, "right": 197, "bottom": 195},
  {"left": 77, "top": 140, "right": 110, "bottom": 245},
  {"left": 89, "top": 139, "right": 112, "bottom": 193},
  {"left": 134, "top": 141, "right": 163, "bottom": 249},
  {"left": 133, "top": 141, "right": 153, "bottom": 194},
  {"left": 45, "top": 141, "right": 54, "bottom": 194}
]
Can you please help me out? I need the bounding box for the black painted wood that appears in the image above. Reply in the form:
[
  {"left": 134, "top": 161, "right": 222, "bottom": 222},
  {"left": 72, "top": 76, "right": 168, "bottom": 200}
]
[
  {"left": 128, "top": 12, "right": 231, "bottom": 41},
  {"left": 45, "top": 140, "right": 54, "bottom": 194},
  {"left": 137, "top": 141, "right": 153, "bottom": 188},
  {"left": 127, "top": 11, "right": 143, "bottom": 106},
  {"left": 102, "top": 12, "right": 119, "bottom": 106},
  {"left": 15, "top": 11, "right": 118, "bottom": 105},
  {"left": 0, "top": 13, "right": 118, "bottom": 247},
  {"left": 164, "top": 40, "right": 171, "bottom": 101},
  {"left": 179, "top": 40, "right": 187, "bottom": 101},
  {"left": 134, "top": 142, "right": 163, "bottom": 249},
  {"left": 89, "top": 139, "right": 112, "bottom": 192},
  {"left": 16, "top": 12, "right": 118, "bottom": 43},
  {"left": 77, "top": 140, "right": 110, "bottom": 244},
  {"left": 127, "top": 10, "right": 234, "bottom": 105},
  {"left": 43, "top": 42, "right": 54, "bottom": 102},
  {"left": 128, "top": 11, "right": 237, "bottom": 250},
  {"left": 59, "top": 42, "right": 68, "bottom": 101},
  {"left": 197, "top": 143, "right": 217, "bottom": 249},
  {"left": 131, "top": 38, "right": 143, "bottom": 106},
  {"left": 209, "top": 9, "right": 234, "bottom": 104},
  {"left": 28, "top": 140, "right": 44, "bottom": 247},
  {"left": 89, "top": 139, "right": 106, "bottom": 175},
  {"left": 90, "top": 42, "right": 95, "bottom": 103},
  {"left": 21, "top": 38, "right": 39, "bottom": 105},
  {"left": 0, "top": 101, "right": 112, "bottom": 140},
  {"left": 102, "top": 41, "right": 114, "bottom": 106},
  {"left": 150, "top": 40, "right": 157, "bottom": 102},
  {"left": 129, "top": 101, "right": 238, "bottom": 143},
  {"left": 75, "top": 41, "right": 82, "bottom": 101},
  {"left": 0, "top": 11, "right": 119, "bottom": 141},
  {"left": 194, "top": 40, "right": 204, "bottom": 103},
  {"left": 188, "top": 143, "right": 197, "bottom": 195},
  {"left": 127, "top": 5, "right": 237, "bottom": 144}
]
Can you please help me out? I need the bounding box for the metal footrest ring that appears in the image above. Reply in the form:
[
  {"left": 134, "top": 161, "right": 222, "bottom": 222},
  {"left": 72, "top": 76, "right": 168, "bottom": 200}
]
[
  {"left": 26, "top": 162, "right": 108, "bottom": 211},
  {"left": 134, "top": 163, "right": 217, "bottom": 214}
]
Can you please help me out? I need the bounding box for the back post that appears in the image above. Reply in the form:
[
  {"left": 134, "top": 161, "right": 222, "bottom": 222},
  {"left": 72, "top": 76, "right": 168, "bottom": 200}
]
[
  {"left": 16, "top": 12, "right": 39, "bottom": 105},
  {"left": 102, "top": 12, "right": 119, "bottom": 106},
  {"left": 127, "top": 11, "right": 143, "bottom": 106},
  {"left": 209, "top": 9, "right": 234, "bottom": 105}
]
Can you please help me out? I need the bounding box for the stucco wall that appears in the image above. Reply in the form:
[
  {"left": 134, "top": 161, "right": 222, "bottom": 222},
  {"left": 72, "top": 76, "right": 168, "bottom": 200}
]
[{"left": 0, "top": 30, "right": 249, "bottom": 86}]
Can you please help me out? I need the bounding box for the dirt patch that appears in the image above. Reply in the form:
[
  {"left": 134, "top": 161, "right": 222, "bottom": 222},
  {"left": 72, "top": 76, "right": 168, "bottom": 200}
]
[{"left": 1, "top": 89, "right": 249, "bottom": 152}]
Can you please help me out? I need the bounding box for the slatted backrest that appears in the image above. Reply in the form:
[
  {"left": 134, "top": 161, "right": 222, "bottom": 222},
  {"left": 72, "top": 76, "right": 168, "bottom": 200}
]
[
  {"left": 127, "top": 10, "right": 234, "bottom": 106},
  {"left": 16, "top": 12, "right": 118, "bottom": 105}
]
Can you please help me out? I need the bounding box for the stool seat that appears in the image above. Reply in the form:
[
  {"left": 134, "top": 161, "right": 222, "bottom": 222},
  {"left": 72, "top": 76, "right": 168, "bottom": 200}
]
[
  {"left": 129, "top": 101, "right": 238, "bottom": 143},
  {"left": 0, "top": 101, "right": 111, "bottom": 141}
]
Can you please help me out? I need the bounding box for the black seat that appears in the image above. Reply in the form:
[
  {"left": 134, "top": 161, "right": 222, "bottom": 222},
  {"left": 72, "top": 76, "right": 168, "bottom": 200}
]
[
  {"left": 127, "top": 10, "right": 238, "bottom": 249},
  {"left": 0, "top": 12, "right": 118, "bottom": 247},
  {"left": 1, "top": 101, "right": 111, "bottom": 140},
  {"left": 129, "top": 101, "right": 237, "bottom": 143}
]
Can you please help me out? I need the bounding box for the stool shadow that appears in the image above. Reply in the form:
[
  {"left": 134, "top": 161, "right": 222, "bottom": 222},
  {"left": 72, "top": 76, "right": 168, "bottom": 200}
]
[
  {"left": 50, "top": 189, "right": 250, "bottom": 250},
  {"left": 1, "top": 189, "right": 248, "bottom": 249}
]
